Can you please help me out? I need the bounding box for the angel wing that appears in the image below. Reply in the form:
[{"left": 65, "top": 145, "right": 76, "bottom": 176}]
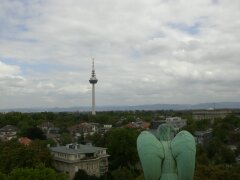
[
  {"left": 171, "top": 130, "right": 196, "bottom": 180},
  {"left": 137, "top": 131, "right": 164, "bottom": 180}
]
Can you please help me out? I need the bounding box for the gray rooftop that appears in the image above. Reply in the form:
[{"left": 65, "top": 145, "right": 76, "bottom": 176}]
[
  {"left": 0, "top": 125, "right": 18, "bottom": 132},
  {"left": 50, "top": 144, "right": 106, "bottom": 155},
  {"left": 194, "top": 129, "right": 212, "bottom": 136}
]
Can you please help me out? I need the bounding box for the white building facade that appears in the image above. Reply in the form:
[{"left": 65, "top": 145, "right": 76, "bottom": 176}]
[
  {"left": 165, "top": 117, "right": 187, "bottom": 131},
  {"left": 50, "top": 143, "right": 109, "bottom": 179}
]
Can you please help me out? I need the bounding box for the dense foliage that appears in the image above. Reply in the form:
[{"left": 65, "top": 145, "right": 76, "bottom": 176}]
[
  {"left": 192, "top": 115, "right": 240, "bottom": 179},
  {"left": 23, "top": 127, "right": 46, "bottom": 140},
  {"left": 0, "top": 165, "right": 67, "bottom": 180},
  {"left": 1, "top": 110, "right": 240, "bottom": 179},
  {"left": 106, "top": 128, "right": 140, "bottom": 169},
  {"left": 0, "top": 140, "right": 53, "bottom": 174},
  {"left": 74, "top": 169, "right": 98, "bottom": 180}
]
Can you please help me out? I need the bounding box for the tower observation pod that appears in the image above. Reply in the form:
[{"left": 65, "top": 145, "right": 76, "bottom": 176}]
[{"left": 89, "top": 58, "right": 98, "bottom": 115}]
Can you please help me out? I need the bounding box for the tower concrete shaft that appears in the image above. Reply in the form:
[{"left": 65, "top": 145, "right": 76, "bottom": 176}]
[
  {"left": 89, "top": 59, "right": 98, "bottom": 115},
  {"left": 92, "top": 84, "right": 96, "bottom": 115}
]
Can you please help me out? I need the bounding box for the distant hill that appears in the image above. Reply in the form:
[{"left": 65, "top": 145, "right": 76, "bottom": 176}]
[{"left": 1, "top": 102, "right": 240, "bottom": 113}]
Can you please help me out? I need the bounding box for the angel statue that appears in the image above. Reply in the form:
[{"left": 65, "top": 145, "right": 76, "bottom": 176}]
[{"left": 137, "top": 124, "right": 196, "bottom": 180}]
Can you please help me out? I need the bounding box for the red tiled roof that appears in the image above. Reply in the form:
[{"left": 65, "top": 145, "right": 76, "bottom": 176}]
[{"left": 18, "top": 137, "right": 32, "bottom": 146}]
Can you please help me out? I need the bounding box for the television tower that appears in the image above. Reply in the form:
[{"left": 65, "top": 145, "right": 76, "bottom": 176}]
[{"left": 89, "top": 58, "right": 98, "bottom": 115}]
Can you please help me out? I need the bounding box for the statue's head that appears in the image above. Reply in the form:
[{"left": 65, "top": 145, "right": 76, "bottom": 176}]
[{"left": 156, "top": 123, "right": 175, "bottom": 141}]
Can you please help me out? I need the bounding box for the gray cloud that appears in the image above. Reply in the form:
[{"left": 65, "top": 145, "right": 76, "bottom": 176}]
[{"left": 0, "top": 0, "right": 240, "bottom": 108}]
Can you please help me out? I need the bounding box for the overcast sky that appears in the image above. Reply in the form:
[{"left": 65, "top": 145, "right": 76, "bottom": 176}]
[{"left": 0, "top": 0, "right": 240, "bottom": 108}]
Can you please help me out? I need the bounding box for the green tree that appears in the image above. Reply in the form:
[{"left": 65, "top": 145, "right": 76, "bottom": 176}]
[
  {"left": 205, "top": 138, "right": 235, "bottom": 165},
  {"left": 4, "top": 112, "right": 22, "bottom": 126},
  {"left": 0, "top": 171, "right": 7, "bottom": 180},
  {"left": 0, "top": 140, "right": 53, "bottom": 174},
  {"left": 44, "top": 138, "right": 57, "bottom": 147},
  {"left": 86, "top": 133, "right": 106, "bottom": 147},
  {"left": 111, "top": 167, "right": 134, "bottom": 180},
  {"left": 195, "top": 119, "right": 211, "bottom": 131},
  {"left": 24, "top": 127, "right": 46, "bottom": 140},
  {"left": 217, "top": 146, "right": 235, "bottom": 164},
  {"left": 194, "top": 164, "right": 240, "bottom": 180},
  {"left": 8, "top": 165, "right": 67, "bottom": 180},
  {"left": 196, "top": 144, "right": 210, "bottom": 165},
  {"left": 60, "top": 133, "right": 72, "bottom": 145},
  {"left": 106, "top": 128, "right": 139, "bottom": 169},
  {"left": 73, "top": 169, "right": 98, "bottom": 180}
]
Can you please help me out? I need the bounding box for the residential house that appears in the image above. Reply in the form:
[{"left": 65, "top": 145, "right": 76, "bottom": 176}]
[
  {"left": 125, "top": 121, "right": 150, "bottom": 130},
  {"left": 50, "top": 143, "right": 109, "bottom": 179},
  {"left": 38, "top": 121, "right": 54, "bottom": 132},
  {"left": 0, "top": 125, "right": 18, "bottom": 141},
  {"left": 165, "top": 117, "right": 187, "bottom": 131},
  {"left": 69, "top": 123, "right": 99, "bottom": 138},
  {"left": 47, "top": 127, "right": 60, "bottom": 141},
  {"left": 194, "top": 129, "right": 213, "bottom": 144},
  {"left": 18, "top": 137, "right": 32, "bottom": 146},
  {"left": 98, "top": 124, "right": 112, "bottom": 135},
  {"left": 150, "top": 120, "right": 166, "bottom": 129}
]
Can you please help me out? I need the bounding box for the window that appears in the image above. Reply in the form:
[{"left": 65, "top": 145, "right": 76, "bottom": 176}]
[{"left": 85, "top": 153, "right": 94, "bottom": 158}]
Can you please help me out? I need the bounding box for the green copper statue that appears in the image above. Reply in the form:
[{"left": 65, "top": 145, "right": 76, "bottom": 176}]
[{"left": 137, "top": 124, "right": 196, "bottom": 180}]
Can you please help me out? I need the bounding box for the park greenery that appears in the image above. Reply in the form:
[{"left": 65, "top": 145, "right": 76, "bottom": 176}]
[
  {"left": 0, "top": 165, "right": 67, "bottom": 180},
  {"left": 0, "top": 110, "right": 240, "bottom": 179}
]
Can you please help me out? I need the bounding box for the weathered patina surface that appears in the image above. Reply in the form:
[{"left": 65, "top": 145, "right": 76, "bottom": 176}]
[{"left": 137, "top": 124, "right": 196, "bottom": 180}]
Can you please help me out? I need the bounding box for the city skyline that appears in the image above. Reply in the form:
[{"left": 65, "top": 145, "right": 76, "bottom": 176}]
[{"left": 0, "top": 0, "right": 240, "bottom": 108}]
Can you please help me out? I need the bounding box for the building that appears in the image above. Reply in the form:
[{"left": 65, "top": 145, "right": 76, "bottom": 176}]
[
  {"left": 46, "top": 127, "right": 61, "bottom": 144},
  {"left": 125, "top": 121, "right": 150, "bottom": 130},
  {"left": 150, "top": 117, "right": 186, "bottom": 131},
  {"left": 38, "top": 121, "right": 54, "bottom": 132},
  {"left": 69, "top": 123, "right": 99, "bottom": 138},
  {"left": 150, "top": 120, "right": 166, "bottom": 129},
  {"left": 103, "top": 124, "right": 112, "bottom": 128},
  {"left": 165, "top": 117, "right": 187, "bottom": 131},
  {"left": 89, "top": 59, "right": 98, "bottom": 115},
  {"left": 98, "top": 124, "right": 112, "bottom": 135},
  {"left": 50, "top": 143, "right": 109, "bottom": 179},
  {"left": 192, "top": 110, "right": 232, "bottom": 121},
  {"left": 48, "top": 127, "right": 60, "bottom": 134},
  {"left": 194, "top": 129, "right": 213, "bottom": 144},
  {"left": 18, "top": 137, "right": 32, "bottom": 146},
  {"left": 236, "top": 155, "right": 240, "bottom": 164},
  {"left": 0, "top": 125, "right": 18, "bottom": 141}
]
